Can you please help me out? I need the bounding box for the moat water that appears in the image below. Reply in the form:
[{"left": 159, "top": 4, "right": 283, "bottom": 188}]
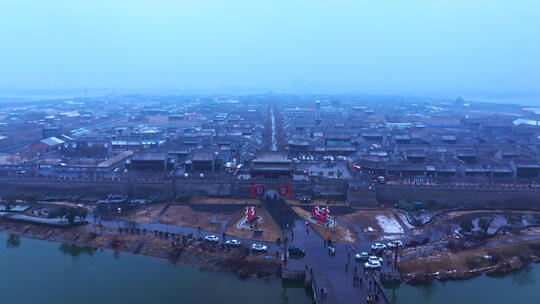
[
  {"left": 3, "top": 233, "right": 539, "bottom": 304},
  {"left": 0, "top": 234, "right": 312, "bottom": 304},
  {"left": 384, "top": 264, "right": 540, "bottom": 304}
]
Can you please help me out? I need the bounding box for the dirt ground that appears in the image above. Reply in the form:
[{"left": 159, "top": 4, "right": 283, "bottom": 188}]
[
  {"left": 217, "top": 208, "right": 281, "bottom": 242},
  {"left": 189, "top": 197, "right": 261, "bottom": 205},
  {"left": 116, "top": 203, "right": 168, "bottom": 223},
  {"left": 292, "top": 206, "right": 359, "bottom": 244},
  {"left": 340, "top": 208, "right": 397, "bottom": 233},
  {"left": 159, "top": 205, "right": 217, "bottom": 232},
  {"left": 36, "top": 201, "right": 93, "bottom": 211},
  {"left": 157, "top": 204, "right": 281, "bottom": 241}
]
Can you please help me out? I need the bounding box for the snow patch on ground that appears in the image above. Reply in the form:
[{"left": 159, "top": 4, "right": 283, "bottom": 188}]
[
  {"left": 396, "top": 212, "right": 415, "bottom": 229},
  {"left": 365, "top": 226, "right": 375, "bottom": 232},
  {"left": 376, "top": 215, "right": 404, "bottom": 234},
  {"left": 382, "top": 234, "right": 401, "bottom": 240}
]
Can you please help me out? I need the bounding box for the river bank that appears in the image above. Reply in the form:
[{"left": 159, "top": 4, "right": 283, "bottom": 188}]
[
  {"left": 397, "top": 238, "right": 540, "bottom": 284},
  {"left": 0, "top": 233, "right": 313, "bottom": 304},
  {"left": 385, "top": 263, "right": 540, "bottom": 304},
  {"left": 0, "top": 218, "right": 282, "bottom": 279}
]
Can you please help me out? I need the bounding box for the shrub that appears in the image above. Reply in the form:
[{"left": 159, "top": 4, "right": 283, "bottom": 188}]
[{"left": 460, "top": 219, "right": 474, "bottom": 233}]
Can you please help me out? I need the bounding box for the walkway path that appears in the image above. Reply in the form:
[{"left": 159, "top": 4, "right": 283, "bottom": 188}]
[
  {"left": 211, "top": 214, "right": 228, "bottom": 236},
  {"left": 152, "top": 204, "right": 171, "bottom": 224},
  {"left": 286, "top": 220, "right": 388, "bottom": 304}
]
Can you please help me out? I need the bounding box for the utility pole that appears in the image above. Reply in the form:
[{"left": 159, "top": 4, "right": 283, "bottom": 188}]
[
  {"left": 283, "top": 230, "right": 287, "bottom": 266},
  {"left": 393, "top": 245, "right": 399, "bottom": 268}
]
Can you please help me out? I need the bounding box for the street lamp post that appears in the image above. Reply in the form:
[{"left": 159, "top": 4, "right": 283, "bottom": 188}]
[{"left": 283, "top": 230, "right": 287, "bottom": 266}]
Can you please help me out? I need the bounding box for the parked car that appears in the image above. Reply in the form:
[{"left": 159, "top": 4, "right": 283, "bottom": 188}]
[
  {"left": 369, "top": 256, "right": 383, "bottom": 263},
  {"left": 371, "top": 243, "right": 387, "bottom": 251},
  {"left": 355, "top": 252, "right": 369, "bottom": 261},
  {"left": 387, "top": 240, "right": 403, "bottom": 248},
  {"left": 251, "top": 243, "right": 268, "bottom": 253},
  {"left": 225, "top": 239, "right": 241, "bottom": 247},
  {"left": 364, "top": 260, "right": 382, "bottom": 269},
  {"left": 204, "top": 234, "right": 219, "bottom": 243},
  {"left": 288, "top": 247, "right": 306, "bottom": 257}
]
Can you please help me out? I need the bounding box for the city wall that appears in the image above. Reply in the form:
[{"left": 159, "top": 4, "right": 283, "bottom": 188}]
[
  {"left": 376, "top": 184, "right": 540, "bottom": 209},
  {"left": 0, "top": 178, "right": 347, "bottom": 201},
  {"left": 1, "top": 178, "right": 540, "bottom": 210}
]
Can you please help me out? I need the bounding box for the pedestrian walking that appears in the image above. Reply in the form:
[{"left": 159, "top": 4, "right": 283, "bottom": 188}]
[
  {"left": 323, "top": 287, "right": 327, "bottom": 299},
  {"left": 320, "top": 288, "right": 324, "bottom": 299},
  {"left": 345, "top": 262, "right": 348, "bottom": 273}
]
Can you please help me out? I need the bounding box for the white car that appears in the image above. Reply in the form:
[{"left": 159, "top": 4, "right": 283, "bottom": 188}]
[
  {"left": 204, "top": 234, "right": 219, "bottom": 243},
  {"left": 364, "top": 260, "right": 382, "bottom": 269},
  {"left": 225, "top": 239, "right": 242, "bottom": 247},
  {"left": 371, "top": 243, "right": 387, "bottom": 251},
  {"left": 369, "top": 256, "right": 383, "bottom": 263},
  {"left": 355, "top": 252, "right": 369, "bottom": 261},
  {"left": 387, "top": 240, "right": 403, "bottom": 248},
  {"left": 251, "top": 243, "right": 268, "bottom": 252}
]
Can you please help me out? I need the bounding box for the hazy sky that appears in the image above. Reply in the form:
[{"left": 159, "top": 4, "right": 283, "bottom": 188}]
[{"left": 1, "top": 0, "right": 539, "bottom": 98}]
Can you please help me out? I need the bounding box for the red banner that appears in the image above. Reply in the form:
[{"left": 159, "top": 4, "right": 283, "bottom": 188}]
[
  {"left": 279, "top": 185, "right": 288, "bottom": 196},
  {"left": 250, "top": 184, "right": 255, "bottom": 198},
  {"left": 255, "top": 185, "right": 264, "bottom": 196},
  {"left": 288, "top": 183, "right": 292, "bottom": 199}
]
